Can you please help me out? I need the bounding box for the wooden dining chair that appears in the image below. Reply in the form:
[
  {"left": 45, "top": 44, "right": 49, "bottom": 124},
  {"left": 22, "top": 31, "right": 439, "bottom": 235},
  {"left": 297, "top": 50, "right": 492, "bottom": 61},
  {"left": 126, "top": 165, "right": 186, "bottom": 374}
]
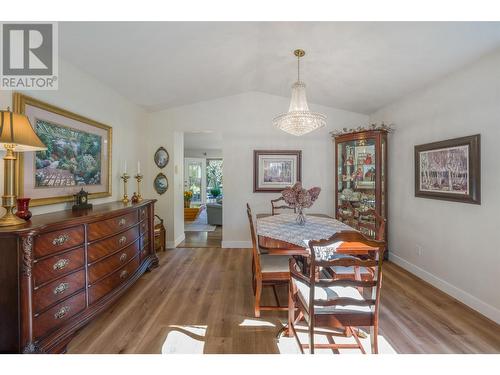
[
  {"left": 357, "top": 209, "right": 386, "bottom": 241},
  {"left": 336, "top": 201, "right": 356, "bottom": 228},
  {"left": 246, "top": 203, "right": 290, "bottom": 317},
  {"left": 328, "top": 209, "right": 386, "bottom": 281},
  {"left": 271, "top": 196, "right": 296, "bottom": 215},
  {"left": 288, "top": 231, "right": 385, "bottom": 354}
]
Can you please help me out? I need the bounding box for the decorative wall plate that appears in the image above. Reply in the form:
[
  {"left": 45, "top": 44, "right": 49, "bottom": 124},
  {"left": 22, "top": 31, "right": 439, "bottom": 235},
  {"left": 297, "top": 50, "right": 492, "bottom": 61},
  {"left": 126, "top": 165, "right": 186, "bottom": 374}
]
[
  {"left": 154, "top": 147, "right": 169, "bottom": 168},
  {"left": 154, "top": 173, "right": 169, "bottom": 195}
]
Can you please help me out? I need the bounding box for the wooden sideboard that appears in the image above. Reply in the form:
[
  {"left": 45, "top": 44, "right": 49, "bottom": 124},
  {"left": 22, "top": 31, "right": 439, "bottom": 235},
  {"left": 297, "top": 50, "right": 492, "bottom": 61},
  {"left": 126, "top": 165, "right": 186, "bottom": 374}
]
[{"left": 0, "top": 199, "right": 158, "bottom": 353}]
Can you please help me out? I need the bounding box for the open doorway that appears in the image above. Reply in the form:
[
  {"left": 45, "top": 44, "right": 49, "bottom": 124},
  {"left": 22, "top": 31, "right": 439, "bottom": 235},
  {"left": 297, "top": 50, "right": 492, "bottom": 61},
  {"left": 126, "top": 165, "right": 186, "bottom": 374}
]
[{"left": 179, "top": 132, "right": 223, "bottom": 248}]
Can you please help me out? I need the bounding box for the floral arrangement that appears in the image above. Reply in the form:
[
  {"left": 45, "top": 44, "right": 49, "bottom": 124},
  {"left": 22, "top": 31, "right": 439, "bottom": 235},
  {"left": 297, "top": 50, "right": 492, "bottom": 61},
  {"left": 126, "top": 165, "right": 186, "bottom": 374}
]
[
  {"left": 281, "top": 182, "right": 321, "bottom": 225},
  {"left": 329, "top": 122, "right": 395, "bottom": 137},
  {"left": 184, "top": 191, "right": 193, "bottom": 201}
]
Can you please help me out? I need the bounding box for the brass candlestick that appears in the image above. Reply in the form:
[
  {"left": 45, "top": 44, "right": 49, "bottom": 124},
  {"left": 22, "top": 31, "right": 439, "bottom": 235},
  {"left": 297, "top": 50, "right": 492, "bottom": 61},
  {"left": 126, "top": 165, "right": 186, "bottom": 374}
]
[
  {"left": 121, "top": 173, "right": 130, "bottom": 203},
  {"left": 134, "top": 174, "right": 143, "bottom": 202}
]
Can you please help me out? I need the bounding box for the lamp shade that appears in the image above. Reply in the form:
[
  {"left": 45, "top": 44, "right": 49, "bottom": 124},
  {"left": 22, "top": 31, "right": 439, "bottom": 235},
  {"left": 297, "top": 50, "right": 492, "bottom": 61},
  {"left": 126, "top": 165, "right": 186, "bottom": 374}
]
[{"left": 0, "top": 110, "right": 47, "bottom": 152}]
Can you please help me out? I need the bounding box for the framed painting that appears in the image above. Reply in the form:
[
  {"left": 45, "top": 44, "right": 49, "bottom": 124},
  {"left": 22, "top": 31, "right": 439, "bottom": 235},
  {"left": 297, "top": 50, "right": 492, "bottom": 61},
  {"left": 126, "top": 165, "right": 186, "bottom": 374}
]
[
  {"left": 415, "top": 134, "right": 480, "bottom": 204},
  {"left": 253, "top": 150, "right": 302, "bottom": 192},
  {"left": 13, "top": 93, "right": 112, "bottom": 206},
  {"left": 154, "top": 173, "right": 168, "bottom": 195},
  {"left": 154, "top": 146, "right": 169, "bottom": 168}
]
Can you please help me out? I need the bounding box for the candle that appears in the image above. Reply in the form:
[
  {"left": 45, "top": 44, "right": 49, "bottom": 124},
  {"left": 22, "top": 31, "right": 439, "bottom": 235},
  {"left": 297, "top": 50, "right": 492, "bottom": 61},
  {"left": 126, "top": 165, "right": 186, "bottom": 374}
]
[
  {"left": 137, "top": 161, "right": 141, "bottom": 174},
  {"left": 124, "top": 160, "right": 127, "bottom": 174}
]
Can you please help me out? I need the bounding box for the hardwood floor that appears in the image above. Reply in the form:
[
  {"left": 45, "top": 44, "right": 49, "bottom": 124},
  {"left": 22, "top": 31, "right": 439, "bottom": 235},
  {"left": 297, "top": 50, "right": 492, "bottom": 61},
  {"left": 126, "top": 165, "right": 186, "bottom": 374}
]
[
  {"left": 179, "top": 226, "right": 222, "bottom": 248},
  {"left": 67, "top": 248, "right": 500, "bottom": 354}
]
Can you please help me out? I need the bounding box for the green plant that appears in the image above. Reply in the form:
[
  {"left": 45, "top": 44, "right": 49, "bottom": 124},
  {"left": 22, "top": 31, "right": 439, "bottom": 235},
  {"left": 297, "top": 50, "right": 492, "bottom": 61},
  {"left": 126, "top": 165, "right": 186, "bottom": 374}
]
[{"left": 210, "top": 186, "right": 221, "bottom": 198}]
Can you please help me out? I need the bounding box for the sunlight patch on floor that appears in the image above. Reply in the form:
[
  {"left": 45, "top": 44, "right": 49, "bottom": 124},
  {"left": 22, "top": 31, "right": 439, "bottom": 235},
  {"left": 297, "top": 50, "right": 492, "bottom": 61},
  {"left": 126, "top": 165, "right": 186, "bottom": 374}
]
[
  {"left": 239, "top": 319, "right": 276, "bottom": 327},
  {"left": 277, "top": 326, "right": 397, "bottom": 354},
  {"left": 161, "top": 325, "right": 207, "bottom": 354}
]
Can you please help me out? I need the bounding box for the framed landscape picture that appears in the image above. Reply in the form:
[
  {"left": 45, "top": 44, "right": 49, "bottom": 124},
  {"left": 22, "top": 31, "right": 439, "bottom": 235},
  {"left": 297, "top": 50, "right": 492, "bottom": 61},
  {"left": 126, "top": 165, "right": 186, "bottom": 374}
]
[
  {"left": 415, "top": 134, "right": 480, "bottom": 204},
  {"left": 253, "top": 150, "right": 301, "bottom": 192},
  {"left": 14, "top": 93, "right": 112, "bottom": 206}
]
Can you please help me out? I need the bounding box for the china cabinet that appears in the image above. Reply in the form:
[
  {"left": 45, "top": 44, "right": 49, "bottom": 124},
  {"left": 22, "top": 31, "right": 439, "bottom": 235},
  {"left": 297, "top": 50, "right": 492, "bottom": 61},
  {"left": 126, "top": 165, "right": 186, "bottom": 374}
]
[{"left": 333, "top": 130, "right": 388, "bottom": 245}]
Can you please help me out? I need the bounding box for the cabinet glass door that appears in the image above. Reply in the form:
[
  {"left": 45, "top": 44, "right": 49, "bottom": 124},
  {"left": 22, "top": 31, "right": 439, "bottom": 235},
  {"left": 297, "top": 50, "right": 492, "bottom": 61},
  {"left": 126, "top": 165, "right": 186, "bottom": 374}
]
[{"left": 337, "top": 138, "right": 377, "bottom": 220}]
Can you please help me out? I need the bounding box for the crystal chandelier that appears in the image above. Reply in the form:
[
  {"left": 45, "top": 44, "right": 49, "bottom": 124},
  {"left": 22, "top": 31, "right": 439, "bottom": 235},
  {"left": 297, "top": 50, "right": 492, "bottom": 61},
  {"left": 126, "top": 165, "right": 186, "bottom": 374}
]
[{"left": 273, "top": 49, "right": 327, "bottom": 136}]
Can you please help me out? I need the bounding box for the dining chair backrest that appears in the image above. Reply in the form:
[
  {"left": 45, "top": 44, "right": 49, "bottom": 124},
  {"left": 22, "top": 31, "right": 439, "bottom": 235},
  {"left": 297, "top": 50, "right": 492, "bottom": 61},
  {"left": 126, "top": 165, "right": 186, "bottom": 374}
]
[
  {"left": 271, "top": 196, "right": 296, "bottom": 215},
  {"left": 357, "top": 209, "right": 386, "bottom": 241},
  {"left": 336, "top": 201, "right": 356, "bottom": 228},
  {"left": 290, "top": 231, "right": 385, "bottom": 318},
  {"left": 246, "top": 203, "right": 262, "bottom": 272}
]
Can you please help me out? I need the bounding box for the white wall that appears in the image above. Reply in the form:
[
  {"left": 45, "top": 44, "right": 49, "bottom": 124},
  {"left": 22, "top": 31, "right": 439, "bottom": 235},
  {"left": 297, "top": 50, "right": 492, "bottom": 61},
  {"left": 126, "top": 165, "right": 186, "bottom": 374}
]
[
  {"left": 0, "top": 59, "right": 145, "bottom": 215},
  {"left": 184, "top": 148, "right": 223, "bottom": 158},
  {"left": 145, "top": 92, "right": 367, "bottom": 248},
  {"left": 370, "top": 49, "right": 500, "bottom": 324}
]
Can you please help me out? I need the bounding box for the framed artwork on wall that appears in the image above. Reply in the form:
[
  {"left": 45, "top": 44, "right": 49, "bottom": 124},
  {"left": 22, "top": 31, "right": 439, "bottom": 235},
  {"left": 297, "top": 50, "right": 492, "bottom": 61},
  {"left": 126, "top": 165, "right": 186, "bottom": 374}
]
[
  {"left": 154, "top": 146, "right": 169, "bottom": 168},
  {"left": 414, "top": 134, "right": 480, "bottom": 204},
  {"left": 253, "top": 150, "right": 302, "bottom": 192},
  {"left": 154, "top": 173, "right": 169, "bottom": 195},
  {"left": 13, "top": 93, "right": 112, "bottom": 207}
]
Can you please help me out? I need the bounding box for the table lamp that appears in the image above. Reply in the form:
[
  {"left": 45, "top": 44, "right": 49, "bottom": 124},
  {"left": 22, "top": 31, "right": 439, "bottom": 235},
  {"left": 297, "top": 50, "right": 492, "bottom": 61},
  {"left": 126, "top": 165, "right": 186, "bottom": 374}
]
[{"left": 0, "top": 108, "right": 47, "bottom": 226}]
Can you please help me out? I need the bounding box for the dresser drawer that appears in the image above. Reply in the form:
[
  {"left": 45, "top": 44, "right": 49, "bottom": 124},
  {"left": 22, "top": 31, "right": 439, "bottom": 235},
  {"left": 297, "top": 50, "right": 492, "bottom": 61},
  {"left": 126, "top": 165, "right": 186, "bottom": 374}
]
[
  {"left": 33, "top": 269, "right": 86, "bottom": 313},
  {"left": 139, "top": 219, "right": 148, "bottom": 235},
  {"left": 33, "top": 290, "right": 86, "bottom": 340},
  {"left": 89, "top": 256, "right": 140, "bottom": 305},
  {"left": 141, "top": 231, "right": 149, "bottom": 247},
  {"left": 34, "top": 226, "right": 85, "bottom": 258},
  {"left": 88, "top": 240, "right": 140, "bottom": 283},
  {"left": 88, "top": 211, "right": 138, "bottom": 241},
  {"left": 33, "top": 247, "right": 85, "bottom": 287},
  {"left": 88, "top": 225, "right": 139, "bottom": 263},
  {"left": 139, "top": 206, "right": 148, "bottom": 222},
  {"left": 140, "top": 241, "right": 150, "bottom": 261}
]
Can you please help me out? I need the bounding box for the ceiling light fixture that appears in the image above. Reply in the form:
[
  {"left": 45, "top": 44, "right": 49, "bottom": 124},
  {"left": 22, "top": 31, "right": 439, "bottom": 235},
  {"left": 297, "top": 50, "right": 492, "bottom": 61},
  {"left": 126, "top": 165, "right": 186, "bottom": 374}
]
[{"left": 273, "top": 49, "right": 326, "bottom": 136}]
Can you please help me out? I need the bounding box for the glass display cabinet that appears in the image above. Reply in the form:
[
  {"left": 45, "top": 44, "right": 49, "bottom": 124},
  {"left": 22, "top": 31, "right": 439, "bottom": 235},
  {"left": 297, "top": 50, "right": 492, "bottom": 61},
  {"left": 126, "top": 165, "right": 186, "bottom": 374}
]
[{"left": 334, "top": 130, "right": 388, "bottom": 244}]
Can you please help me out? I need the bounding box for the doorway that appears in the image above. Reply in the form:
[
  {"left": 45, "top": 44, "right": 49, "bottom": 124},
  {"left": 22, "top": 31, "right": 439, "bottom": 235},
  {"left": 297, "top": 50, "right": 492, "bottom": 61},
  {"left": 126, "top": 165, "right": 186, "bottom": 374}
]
[{"left": 180, "top": 132, "right": 223, "bottom": 248}]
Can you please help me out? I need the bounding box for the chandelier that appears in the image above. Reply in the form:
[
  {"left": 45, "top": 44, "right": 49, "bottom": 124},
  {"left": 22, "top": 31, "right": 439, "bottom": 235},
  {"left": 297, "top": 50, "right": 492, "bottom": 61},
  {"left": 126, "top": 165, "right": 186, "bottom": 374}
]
[{"left": 273, "top": 49, "right": 327, "bottom": 136}]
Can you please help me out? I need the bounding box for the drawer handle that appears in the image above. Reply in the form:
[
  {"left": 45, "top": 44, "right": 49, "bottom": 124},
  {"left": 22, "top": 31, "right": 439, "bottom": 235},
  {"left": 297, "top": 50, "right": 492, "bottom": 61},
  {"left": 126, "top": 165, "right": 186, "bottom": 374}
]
[
  {"left": 120, "top": 270, "right": 128, "bottom": 279},
  {"left": 53, "top": 258, "right": 69, "bottom": 271},
  {"left": 52, "top": 233, "right": 69, "bottom": 246},
  {"left": 118, "top": 218, "right": 126, "bottom": 226},
  {"left": 54, "top": 306, "right": 70, "bottom": 320},
  {"left": 140, "top": 210, "right": 145, "bottom": 217},
  {"left": 119, "top": 253, "right": 127, "bottom": 262},
  {"left": 118, "top": 236, "right": 127, "bottom": 245},
  {"left": 53, "top": 282, "right": 69, "bottom": 295}
]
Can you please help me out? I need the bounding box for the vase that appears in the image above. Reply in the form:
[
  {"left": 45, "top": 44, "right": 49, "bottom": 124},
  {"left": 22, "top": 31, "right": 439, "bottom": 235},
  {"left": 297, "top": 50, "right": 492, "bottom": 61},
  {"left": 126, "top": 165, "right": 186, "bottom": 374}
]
[
  {"left": 15, "top": 198, "right": 32, "bottom": 221},
  {"left": 296, "top": 207, "right": 306, "bottom": 226},
  {"left": 184, "top": 200, "right": 191, "bottom": 208}
]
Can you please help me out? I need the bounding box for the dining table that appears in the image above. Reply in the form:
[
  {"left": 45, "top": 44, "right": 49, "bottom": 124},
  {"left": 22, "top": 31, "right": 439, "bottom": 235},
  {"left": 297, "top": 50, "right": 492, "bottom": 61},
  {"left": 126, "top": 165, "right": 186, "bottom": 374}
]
[{"left": 256, "top": 212, "right": 378, "bottom": 256}]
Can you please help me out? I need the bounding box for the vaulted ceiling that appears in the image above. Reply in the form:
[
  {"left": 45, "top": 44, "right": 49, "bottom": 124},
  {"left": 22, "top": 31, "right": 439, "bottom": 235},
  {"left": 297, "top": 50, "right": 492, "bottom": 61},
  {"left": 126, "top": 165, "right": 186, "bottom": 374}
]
[{"left": 59, "top": 22, "right": 500, "bottom": 114}]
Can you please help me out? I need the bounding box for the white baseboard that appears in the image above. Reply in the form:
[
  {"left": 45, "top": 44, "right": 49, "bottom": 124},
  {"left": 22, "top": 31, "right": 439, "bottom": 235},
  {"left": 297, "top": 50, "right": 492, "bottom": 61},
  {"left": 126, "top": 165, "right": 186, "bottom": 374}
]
[
  {"left": 167, "top": 233, "right": 186, "bottom": 249},
  {"left": 221, "top": 241, "right": 252, "bottom": 249},
  {"left": 390, "top": 253, "right": 500, "bottom": 325}
]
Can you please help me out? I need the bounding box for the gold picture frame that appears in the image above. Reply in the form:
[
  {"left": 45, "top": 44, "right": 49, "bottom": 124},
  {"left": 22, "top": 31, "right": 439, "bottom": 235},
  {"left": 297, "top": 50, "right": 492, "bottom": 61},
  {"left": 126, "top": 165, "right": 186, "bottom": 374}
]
[{"left": 13, "top": 93, "right": 113, "bottom": 206}]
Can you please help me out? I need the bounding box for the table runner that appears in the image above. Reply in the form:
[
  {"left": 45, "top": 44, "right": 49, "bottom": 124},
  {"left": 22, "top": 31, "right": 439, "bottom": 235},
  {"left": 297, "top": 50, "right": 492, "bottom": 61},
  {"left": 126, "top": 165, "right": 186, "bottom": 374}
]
[{"left": 256, "top": 212, "right": 354, "bottom": 248}]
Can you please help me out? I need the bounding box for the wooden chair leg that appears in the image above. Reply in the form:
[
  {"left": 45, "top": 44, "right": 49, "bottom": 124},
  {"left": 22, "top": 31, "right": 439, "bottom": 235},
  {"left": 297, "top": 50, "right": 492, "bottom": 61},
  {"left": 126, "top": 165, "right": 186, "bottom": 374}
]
[
  {"left": 308, "top": 319, "right": 315, "bottom": 354},
  {"left": 254, "top": 278, "right": 262, "bottom": 318},
  {"left": 272, "top": 284, "right": 280, "bottom": 307},
  {"left": 370, "top": 325, "right": 378, "bottom": 354},
  {"left": 287, "top": 282, "right": 295, "bottom": 337}
]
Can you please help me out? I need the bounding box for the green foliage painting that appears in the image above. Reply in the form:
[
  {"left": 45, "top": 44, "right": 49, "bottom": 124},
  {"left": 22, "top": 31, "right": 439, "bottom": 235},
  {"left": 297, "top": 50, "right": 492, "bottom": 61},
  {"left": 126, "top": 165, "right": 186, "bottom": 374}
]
[{"left": 35, "top": 120, "right": 102, "bottom": 187}]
